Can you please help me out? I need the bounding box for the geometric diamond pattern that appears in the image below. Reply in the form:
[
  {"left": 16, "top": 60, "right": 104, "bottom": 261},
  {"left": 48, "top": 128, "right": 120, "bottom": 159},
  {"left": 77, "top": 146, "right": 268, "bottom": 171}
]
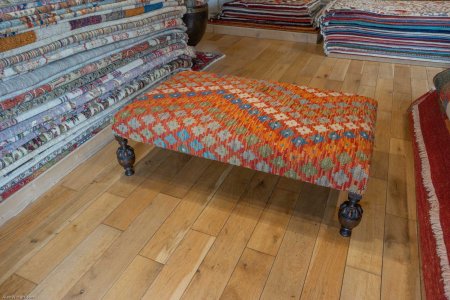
[{"left": 113, "top": 71, "right": 378, "bottom": 195}]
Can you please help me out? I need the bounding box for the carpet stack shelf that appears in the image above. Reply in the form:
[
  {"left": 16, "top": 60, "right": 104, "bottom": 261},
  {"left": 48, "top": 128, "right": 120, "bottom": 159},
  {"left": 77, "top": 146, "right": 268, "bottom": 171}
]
[
  {"left": 209, "top": 0, "right": 322, "bottom": 43},
  {"left": 320, "top": 0, "right": 450, "bottom": 66},
  {"left": 0, "top": 0, "right": 194, "bottom": 203}
]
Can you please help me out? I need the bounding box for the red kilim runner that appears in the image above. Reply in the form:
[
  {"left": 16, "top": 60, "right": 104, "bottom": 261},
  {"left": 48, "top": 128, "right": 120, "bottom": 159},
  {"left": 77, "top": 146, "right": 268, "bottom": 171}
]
[{"left": 410, "top": 91, "right": 450, "bottom": 300}]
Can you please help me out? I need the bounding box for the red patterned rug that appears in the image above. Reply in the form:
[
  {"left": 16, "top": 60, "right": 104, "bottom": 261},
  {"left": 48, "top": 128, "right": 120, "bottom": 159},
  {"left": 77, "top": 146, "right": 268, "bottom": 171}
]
[
  {"left": 410, "top": 91, "right": 450, "bottom": 300},
  {"left": 192, "top": 51, "right": 225, "bottom": 71}
]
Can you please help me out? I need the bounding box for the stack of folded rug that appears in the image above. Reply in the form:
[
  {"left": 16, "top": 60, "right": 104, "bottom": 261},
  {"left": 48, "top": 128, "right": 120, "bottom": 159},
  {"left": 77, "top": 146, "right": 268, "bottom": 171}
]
[
  {"left": 320, "top": 0, "right": 450, "bottom": 64},
  {"left": 211, "top": 0, "right": 323, "bottom": 32},
  {"left": 0, "top": 0, "right": 194, "bottom": 201}
]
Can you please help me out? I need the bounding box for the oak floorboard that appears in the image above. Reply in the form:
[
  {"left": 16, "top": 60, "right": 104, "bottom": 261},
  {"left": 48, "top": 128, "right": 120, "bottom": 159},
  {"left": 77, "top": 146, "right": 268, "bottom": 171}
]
[
  {"left": 309, "top": 77, "right": 327, "bottom": 89},
  {"left": 394, "top": 65, "right": 412, "bottom": 95},
  {"left": 299, "top": 190, "right": 349, "bottom": 300},
  {"left": 261, "top": 63, "right": 292, "bottom": 81},
  {"left": 142, "top": 230, "right": 215, "bottom": 300},
  {"left": 0, "top": 186, "right": 78, "bottom": 285},
  {"left": 391, "top": 111, "right": 411, "bottom": 141},
  {"left": 235, "top": 59, "right": 268, "bottom": 79},
  {"left": 102, "top": 151, "right": 190, "bottom": 231},
  {"left": 347, "top": 60, "right": 364, "bottom": 75},
  {"left": 16, "top": 192, "right": 125, "bottom": 284},
  {"left": 228, "top": 37, "right": 271, "bottom": 62},
  {"left": 388, "top": 138, "right": 417, "bottom": 221},
  {"left": 0, "top": 274, "right": 36, "bottom": 297},
  {"left": 360, "top": 61, "right": 380, "bottom": 87},
  {"left": 0, "top": 185, "right": 75, "bottom": 246},
  {"left": 374, "top": 110, "right": 392, "bottom": 153},
  {"left": 60, "top": 141, "right": 117, "bottom": 191},
  {"left": 341, "top": 266, "right": 381, "bottom": 300},
  {"left": 329, "top": 59, "right": 350, "bottom": 81},
  {"left": 0, "top": 142, "right": 157, "bottom": 286},
  {"left": 392, "top": 91, "right": 412, "bottom": 113},
  {"left": 300, "top": 55, "right": 326, "bottom": 78},
  {"left": 370, "top": 150, "right": 389, "bottom": 180},
  {"left": 276, "top": 177, "right": 303, "bottom": 194},
  {"left": 426, "top": 67, "right": 444, "bottom": 89},
  {"left": 247, "top": 188, "right": 298, "bottom": 256},
  {"left": 410, "top": 65, "right": 428, "bottom": 80},
  {"left": 220, "top": 248, "right": 274, "bottom": 300},
  {"left": 313, "top": 57, "right": 337, "bottom": 80},
  {"left": 260, "top": 183, "right": 329, "bottom": 300},
  {"left": 105, "top": 145, "right": 164, "bottom": 198},
  {"left": 0, "top": 33, "right": 426, "bottom": 300},
  {"left": 378, "top": 63, "right": 394, "bottom": 79},
  {"left": 411, "top": 78, "right": 429, "bottom": 100},
  {"left": 346, "top": 178, "right": 386, "bottom": 275},
  {"left": 325, "top": 79, "right": 343, "bottom": 91},
  {"left": 103, "top": 255, "right": 162, "bottom": 300},
  {"left": 357, "top": 85, "right": 376, "bottom": 98},
  {"left": 189, "top": 166, "right": 254, "bottom": 237},
  {"left": 62, "top": 194, "right": 180, "bottom": 299},
  {"left": 160, "top": 157, "right": 212, "bottom": 199},
  {"left": 213, "top": 35, "right": 241, "bottom": 49},
  {"left": 375, "top": 78, "right": 393, "bottom": 112},
  {"left": 381, "top": 214, "right": 421, "bottom": 300},
  {"left": 279, "top": 53, "right": 313, "bottom": 84},
  {"left": 28, "top": 224, "right": 120, "bottom": 299},
  {"left": 181, "top": 173, "right": 278, "bottom": 300},
  {"left": 341, "top": 72, "right": 362, "bottom": 94},
  {"left": 139, "top": 163, "right": 234, "bottom": 263},
  {"left": 300, "top": 216, "right": 349, "bottom": 300}
]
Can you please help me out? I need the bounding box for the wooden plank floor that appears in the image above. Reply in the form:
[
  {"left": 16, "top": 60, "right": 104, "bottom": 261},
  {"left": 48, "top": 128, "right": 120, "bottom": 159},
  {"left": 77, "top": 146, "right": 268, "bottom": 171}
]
[{"left": 0, "top": 33, "right": 440, "bottom": 299}]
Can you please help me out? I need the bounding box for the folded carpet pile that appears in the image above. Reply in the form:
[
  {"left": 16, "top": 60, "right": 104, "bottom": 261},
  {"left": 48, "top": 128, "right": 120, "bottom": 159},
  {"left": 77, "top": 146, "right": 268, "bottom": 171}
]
[
  {"left": 0, "top": 0, "right": 195, "bottom": 201},
  {"left": 210, "top": 0, "right": 323, "bottom": 32},
  {"left": 320, "top": 0, "right": 450, "bottom": 64}
]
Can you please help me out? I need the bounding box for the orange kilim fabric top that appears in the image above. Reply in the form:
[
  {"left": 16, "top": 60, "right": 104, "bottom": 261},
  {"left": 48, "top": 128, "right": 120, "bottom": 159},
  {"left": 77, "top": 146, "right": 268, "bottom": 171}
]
[{"left": 113, "top": 71, "right": 378, "bottom": 195}]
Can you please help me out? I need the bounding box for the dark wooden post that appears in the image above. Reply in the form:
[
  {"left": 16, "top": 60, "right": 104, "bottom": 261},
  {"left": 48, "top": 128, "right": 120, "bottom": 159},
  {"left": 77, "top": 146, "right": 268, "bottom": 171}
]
[
  {"left": 115, "top": 136, "right": 135, "bottom": 176},
  {"left": 338, "top": 192, "right": 363, "bottom": 237}
]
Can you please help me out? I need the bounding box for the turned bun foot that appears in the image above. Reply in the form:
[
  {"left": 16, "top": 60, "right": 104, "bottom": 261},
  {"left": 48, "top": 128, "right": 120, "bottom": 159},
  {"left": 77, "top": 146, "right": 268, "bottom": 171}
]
[
  {"left": 115, "top": 136, "right": 136, "bottom": 176},
  {"left": 338, "top": 192, "right": 363, "bottom": 237}
]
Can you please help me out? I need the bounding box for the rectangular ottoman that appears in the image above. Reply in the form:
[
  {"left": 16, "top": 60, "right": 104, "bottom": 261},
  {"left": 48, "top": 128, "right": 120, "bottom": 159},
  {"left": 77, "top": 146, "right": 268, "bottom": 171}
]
[{"left": 112, "top": 71, "right": 378, "bottom": 236}]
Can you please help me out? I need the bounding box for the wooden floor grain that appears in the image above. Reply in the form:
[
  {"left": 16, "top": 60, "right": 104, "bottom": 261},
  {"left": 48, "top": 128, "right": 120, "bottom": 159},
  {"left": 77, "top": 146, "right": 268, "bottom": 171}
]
[{"left": 0, "top": 33, "right": 434, "bottom": 299}]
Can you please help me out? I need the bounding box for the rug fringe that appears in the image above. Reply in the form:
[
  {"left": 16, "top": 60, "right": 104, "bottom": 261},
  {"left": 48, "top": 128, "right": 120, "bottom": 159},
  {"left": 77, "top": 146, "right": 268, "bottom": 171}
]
[{"left": 412, "top": 104, "right": 450, "bottom": 299}]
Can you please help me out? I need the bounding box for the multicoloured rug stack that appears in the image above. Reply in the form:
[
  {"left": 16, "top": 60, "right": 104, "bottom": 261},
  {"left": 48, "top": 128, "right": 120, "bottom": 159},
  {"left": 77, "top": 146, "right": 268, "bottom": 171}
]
[
  {"left": 0, "top": 0, "right": 194, "bottom": 201},
  {"left": 320, "top": 0, "right": 450, "bottom": 64},
  {"left": 210, "top": 0, "right": 323, "bottom": 32}
]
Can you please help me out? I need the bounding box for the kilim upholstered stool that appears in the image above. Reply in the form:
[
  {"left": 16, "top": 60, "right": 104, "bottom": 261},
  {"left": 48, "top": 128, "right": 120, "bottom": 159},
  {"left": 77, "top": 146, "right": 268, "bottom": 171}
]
[{"left": 112, "top": 71, "right": 378, "bottom": 237}]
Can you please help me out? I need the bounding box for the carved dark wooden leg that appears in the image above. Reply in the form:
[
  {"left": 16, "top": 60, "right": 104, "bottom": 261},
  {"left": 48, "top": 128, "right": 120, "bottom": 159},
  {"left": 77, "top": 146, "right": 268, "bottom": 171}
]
[
  {"left": 338, "top": 192, "right": 363, "bottom": 237},
  {"left": 115, "top": 136, "right": 135, "bottom": 176}
]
